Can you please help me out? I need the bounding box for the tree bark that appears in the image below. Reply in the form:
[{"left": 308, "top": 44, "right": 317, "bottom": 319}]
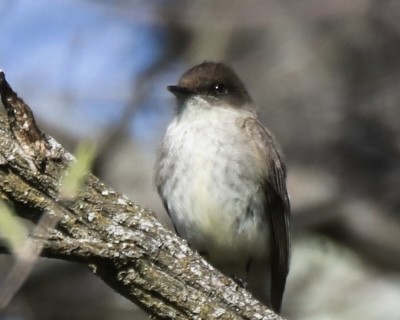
[{"left": 0, "top": 72, "right": 283, "bottom": 320}]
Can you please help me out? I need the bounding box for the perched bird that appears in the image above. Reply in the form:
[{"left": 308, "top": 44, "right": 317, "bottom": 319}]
[{"left": 155, "top": 62, "right": 290, "bottom": 313}]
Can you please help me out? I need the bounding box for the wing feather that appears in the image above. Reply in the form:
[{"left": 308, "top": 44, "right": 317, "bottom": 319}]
[{"left": 244, "top": 117, "right": 290, "bottom": 313}]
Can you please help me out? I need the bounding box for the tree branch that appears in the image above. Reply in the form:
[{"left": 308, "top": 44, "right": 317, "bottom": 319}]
[{"left": 0, "top": 71, "right": 283, "bottom": 319}]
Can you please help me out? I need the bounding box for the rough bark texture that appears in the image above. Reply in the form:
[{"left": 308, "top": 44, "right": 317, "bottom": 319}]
[{"left": 0, "top": 72, "right": 283, "bottom": 320}]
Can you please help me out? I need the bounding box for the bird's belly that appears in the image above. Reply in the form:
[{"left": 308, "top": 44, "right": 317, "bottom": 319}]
[{"left": 162, "top": 125, "right": 269, "bottom": 268}]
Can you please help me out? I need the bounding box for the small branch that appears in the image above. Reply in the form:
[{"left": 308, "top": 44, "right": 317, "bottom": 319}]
[
  {"left": 0, "top": 71, "right": 47, "bottom": 159},
  {"left": 0, "top": 72, "right": 283, "bottom": 319}
]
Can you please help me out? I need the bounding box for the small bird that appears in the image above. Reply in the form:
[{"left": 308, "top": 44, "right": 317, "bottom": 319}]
[{"left": 155, "top": 62, "right": 290, "bottom": 313}]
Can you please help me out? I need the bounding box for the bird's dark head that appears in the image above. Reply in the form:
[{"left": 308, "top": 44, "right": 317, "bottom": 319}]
[{"left": 168, "top": 62, "right": 253, "bottom": 110}]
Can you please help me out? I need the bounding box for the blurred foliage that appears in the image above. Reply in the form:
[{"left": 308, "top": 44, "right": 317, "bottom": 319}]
[
  {"left": 0, "top": 201, "right": 28, "bottom": 254},
  {"left": 60, "top": 141, "right": 96, "bottom": 200}
]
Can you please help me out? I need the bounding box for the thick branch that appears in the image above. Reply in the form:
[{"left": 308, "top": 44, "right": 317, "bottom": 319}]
[{"left": 0, "top": 72, "right": 282, "bottom": 319}]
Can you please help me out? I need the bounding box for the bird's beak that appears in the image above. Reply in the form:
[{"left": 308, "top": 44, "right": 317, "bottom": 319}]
[{"left": 167, "top": 85, "right": 194, "bottom": 98}]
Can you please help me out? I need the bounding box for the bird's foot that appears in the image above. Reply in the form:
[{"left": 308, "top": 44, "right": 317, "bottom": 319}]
[{"left": 232, "top": 276, "right": 248, "bottom": 289}]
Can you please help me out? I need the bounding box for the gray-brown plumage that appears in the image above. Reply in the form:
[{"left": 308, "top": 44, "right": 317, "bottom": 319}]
[{"left": 155, "top": 62, "right": 290, "bottom": 313}]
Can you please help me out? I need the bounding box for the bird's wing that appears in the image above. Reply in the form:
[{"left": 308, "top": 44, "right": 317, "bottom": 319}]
[{"left": 243, "top": 117, "right": 290, "bottom": 313}]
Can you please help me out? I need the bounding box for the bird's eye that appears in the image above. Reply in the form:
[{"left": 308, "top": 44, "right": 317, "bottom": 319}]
[{"left": 212, "top": 83, "right": 228, "bottom": 95}]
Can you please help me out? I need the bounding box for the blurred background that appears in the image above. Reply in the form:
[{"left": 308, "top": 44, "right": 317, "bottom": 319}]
[{"left": 1, "top": 0, "right": 400, "bottom": 319}]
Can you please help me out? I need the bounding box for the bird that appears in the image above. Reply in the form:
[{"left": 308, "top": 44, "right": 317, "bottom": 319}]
[{"left": 154, "top": 61, "right": 290, "bottom": 313}]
